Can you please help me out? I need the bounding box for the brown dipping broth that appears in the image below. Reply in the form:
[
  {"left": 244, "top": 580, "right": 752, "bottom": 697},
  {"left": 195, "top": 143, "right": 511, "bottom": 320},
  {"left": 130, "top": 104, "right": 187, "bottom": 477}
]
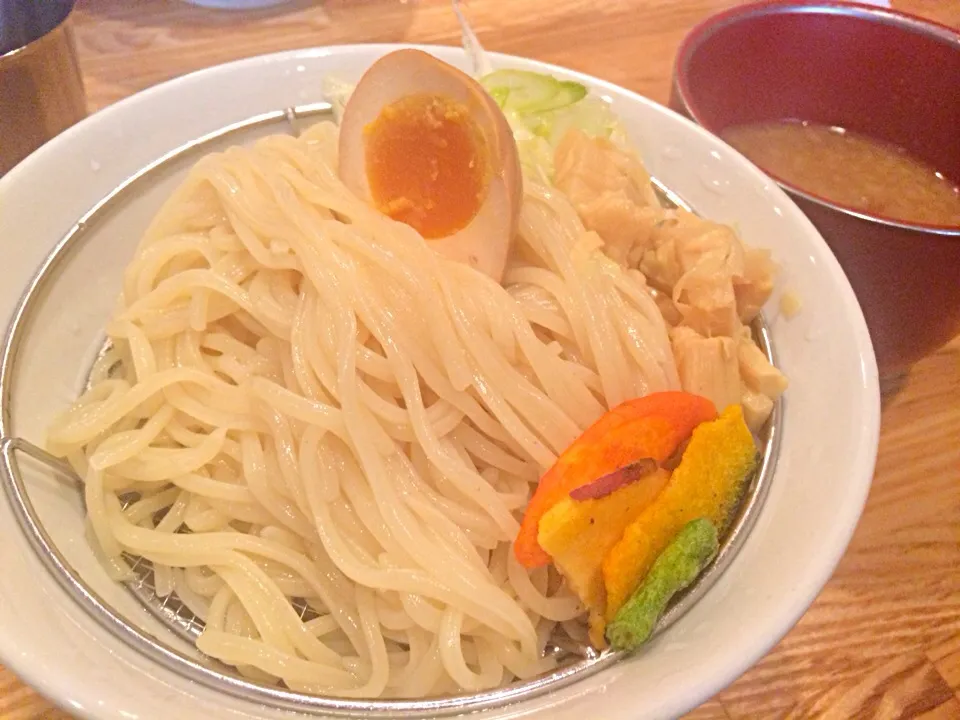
[{"left": 722, "top": 121, "right": 960, "bottom": 228}]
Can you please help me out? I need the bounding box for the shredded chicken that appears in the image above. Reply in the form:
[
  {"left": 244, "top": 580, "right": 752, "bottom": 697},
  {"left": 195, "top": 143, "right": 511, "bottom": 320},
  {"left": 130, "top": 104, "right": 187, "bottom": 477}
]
[
  {"left": 672, "top": 222, "right": 744, "bottom": 337},
  {"left": 554, "top": 129, "right": 661, "bottom": 265},
  {"left": 738, "top": 334, "right": 788, "bottom": 401},
  {"left": 642, "top": 282, "right": 683, "bottom": 327},
  {"left": 735, "top": 248, "right": 778, "bottom": 322},
  {"left": 640, "top": 210, "right": 776, "bottom": 337},
  {"left": 670, "top": 326, "right": 740, "bottom": 413},
  {"left": 740, "top": 387, "right": 774, "bottom": 433},
  {"left": 553, "top": 129, "right": 785, "bottom": 430}
]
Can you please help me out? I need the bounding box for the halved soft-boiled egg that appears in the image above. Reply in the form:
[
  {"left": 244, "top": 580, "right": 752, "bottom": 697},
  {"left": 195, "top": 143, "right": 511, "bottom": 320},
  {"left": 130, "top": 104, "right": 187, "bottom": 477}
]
[{"left": 338, "top": 49, "right": 522, "bottom": 282}]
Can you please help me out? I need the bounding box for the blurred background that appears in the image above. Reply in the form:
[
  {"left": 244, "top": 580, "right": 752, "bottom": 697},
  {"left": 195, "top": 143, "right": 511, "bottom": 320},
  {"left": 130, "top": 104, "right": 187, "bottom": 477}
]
[{"left": 68, "top": 0, "right": 960, "bottom": 114}]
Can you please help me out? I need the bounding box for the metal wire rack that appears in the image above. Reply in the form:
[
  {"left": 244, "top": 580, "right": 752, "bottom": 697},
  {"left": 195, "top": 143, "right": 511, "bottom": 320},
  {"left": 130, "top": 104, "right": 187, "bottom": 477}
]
[
  {"left": 0, "top": 100, "right": 782, "bottom": 717},
  {"left": 121, "top": 548, "right": 321, "bottom": 639}
]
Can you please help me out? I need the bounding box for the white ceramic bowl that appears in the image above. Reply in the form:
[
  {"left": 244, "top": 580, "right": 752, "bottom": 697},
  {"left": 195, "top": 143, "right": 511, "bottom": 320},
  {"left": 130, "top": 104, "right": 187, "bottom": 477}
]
[{"left": 0, "top": 45, "right": 880, "bottom": 720}]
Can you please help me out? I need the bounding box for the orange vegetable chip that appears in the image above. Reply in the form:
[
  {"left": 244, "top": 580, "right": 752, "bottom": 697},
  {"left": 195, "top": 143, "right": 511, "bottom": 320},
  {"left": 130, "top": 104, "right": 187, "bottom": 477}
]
[{"left": 514, "top": 392, "right": 717, "bottom": 568}]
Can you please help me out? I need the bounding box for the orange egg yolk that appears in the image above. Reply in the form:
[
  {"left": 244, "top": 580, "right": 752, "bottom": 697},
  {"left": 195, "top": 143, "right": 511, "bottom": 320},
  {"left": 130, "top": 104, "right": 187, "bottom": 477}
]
[{"left": 363, "top": 93, "right": 490, "bottom": 239}]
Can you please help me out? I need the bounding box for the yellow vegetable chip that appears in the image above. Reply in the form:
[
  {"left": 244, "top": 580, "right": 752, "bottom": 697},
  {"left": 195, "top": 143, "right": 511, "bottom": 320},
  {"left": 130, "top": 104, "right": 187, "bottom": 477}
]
[
  {"left": 538, "top": 467, "right": 670, "bottom": 645},
  {"left": 602, "top": 405, "right": 757, "bottom": 619}
]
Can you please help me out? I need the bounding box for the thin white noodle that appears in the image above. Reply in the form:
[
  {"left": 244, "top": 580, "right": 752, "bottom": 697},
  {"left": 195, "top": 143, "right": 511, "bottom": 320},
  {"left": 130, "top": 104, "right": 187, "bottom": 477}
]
[{"left": 48, "top": 121, "right": 682, "bottom": 697}]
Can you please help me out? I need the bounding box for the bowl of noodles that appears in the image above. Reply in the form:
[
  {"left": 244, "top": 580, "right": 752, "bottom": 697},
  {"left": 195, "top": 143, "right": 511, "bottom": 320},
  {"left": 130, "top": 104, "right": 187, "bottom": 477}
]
[{"left": 0, "top": 35, "right": 879, "bottom": 720}]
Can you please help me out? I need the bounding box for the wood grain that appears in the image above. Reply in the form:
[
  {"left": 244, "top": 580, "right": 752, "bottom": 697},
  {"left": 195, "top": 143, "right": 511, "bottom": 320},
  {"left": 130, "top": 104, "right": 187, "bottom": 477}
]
[{"left": 3, "top": 1, "right": 959, "bottom": 718}]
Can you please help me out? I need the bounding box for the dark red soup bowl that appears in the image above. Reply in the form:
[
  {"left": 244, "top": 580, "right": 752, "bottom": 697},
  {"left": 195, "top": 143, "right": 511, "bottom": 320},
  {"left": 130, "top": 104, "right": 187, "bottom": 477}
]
[{"left": 670, "top": 1, "right": 960, "bottom": 378}]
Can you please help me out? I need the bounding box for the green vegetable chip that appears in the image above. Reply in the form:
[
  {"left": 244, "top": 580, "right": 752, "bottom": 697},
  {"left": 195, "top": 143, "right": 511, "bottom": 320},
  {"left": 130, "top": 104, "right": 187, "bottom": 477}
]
[{"left": 606, "top": 517, "right": 719, "bottom": 651}]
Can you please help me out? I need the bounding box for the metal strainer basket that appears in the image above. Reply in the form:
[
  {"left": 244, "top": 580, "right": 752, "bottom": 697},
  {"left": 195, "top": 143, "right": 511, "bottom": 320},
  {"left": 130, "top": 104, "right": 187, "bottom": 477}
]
[{"left": 0, "top": 103, "right": 781, "bottom": 717}]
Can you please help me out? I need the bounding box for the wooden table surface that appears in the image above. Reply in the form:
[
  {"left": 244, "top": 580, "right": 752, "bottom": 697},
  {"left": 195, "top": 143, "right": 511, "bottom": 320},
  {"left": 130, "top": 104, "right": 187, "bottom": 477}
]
[{"left": 3, "top": 1, "right": 959, "bottom": 718}]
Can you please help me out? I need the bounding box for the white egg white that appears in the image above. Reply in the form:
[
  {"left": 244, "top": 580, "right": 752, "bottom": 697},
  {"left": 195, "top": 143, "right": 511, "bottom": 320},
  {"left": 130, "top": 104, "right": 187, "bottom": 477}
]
[{"left": 338, "top": 49, "right": 522, "bottom": 282}]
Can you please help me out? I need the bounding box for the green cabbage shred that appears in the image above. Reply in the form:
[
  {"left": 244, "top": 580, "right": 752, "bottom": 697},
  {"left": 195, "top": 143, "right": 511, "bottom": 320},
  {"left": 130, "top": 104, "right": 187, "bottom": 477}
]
[{"left": 324, "top": 1, "right": 630, "bottom": 183}]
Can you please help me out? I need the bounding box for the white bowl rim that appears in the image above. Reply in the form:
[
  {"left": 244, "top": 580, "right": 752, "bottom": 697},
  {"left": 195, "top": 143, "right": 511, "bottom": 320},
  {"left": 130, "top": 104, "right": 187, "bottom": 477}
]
[{"left": 0, "top": 42, "right": 880, "bottom": 720}]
